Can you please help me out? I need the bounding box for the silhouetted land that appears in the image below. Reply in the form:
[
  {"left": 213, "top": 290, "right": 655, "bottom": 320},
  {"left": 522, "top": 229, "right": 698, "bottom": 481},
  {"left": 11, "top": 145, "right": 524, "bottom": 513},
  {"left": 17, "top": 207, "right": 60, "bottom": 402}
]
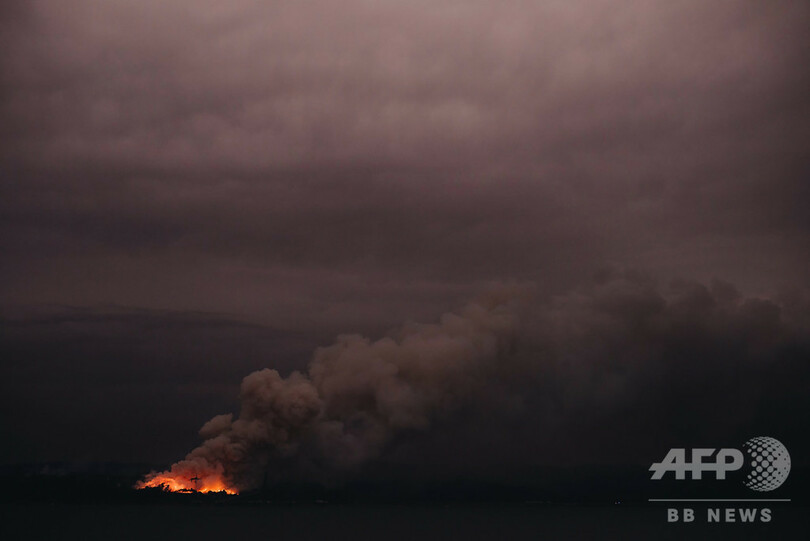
[{"left": 1, "top": 463, "right": 807, "bottom": 505}]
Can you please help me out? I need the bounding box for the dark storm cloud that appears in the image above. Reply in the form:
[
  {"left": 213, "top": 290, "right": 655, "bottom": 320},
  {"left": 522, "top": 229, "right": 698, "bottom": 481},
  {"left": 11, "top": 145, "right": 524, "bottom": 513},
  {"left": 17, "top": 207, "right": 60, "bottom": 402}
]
[{"left": 1, "top": 0, "right": 809, "bottom": 322}]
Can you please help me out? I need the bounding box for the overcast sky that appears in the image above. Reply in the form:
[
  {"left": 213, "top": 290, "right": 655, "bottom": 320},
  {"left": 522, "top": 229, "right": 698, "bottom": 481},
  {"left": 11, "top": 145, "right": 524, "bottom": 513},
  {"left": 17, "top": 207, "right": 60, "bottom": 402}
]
[{"left": 1, "top": 1, "right": 808, "bottom": 470}]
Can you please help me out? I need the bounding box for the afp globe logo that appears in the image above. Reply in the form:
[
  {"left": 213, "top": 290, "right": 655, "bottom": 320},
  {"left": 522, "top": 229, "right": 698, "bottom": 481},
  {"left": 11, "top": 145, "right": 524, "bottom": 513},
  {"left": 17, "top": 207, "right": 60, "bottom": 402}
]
[{"left": 742, "top": 437, "right": 791, "bottom": 491}]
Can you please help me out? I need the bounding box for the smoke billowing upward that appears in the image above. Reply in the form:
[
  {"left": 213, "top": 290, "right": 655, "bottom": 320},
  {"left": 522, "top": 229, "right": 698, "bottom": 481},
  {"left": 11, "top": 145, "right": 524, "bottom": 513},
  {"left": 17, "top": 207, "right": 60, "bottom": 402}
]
[
  {"left": 138, "top": 272, "right": 810, "bottom": 493},
  {"left": 138, "top": 287, "right": 525, "bottom": 492},
  {"left": 0, "top": 0, "right": 807, "bottom": 514}
]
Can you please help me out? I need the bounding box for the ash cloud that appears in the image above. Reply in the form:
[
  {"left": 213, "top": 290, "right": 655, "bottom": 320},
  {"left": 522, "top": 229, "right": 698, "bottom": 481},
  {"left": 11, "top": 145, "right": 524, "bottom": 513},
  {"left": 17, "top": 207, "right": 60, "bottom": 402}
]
[
  {"left": 140, "top": 273, "right": 810, "bottom": 491},
  {"left": 140, "top": 287, "right": 526, "bottom": 490}
]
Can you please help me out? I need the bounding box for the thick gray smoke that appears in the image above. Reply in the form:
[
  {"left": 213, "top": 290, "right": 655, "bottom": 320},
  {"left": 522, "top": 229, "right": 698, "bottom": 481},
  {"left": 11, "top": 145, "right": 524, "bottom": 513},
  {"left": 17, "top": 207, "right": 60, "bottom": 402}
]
[
  {"left": 139, "top": 286, "right": 526, "bottom": 492},
  {"left": 138, "top": 271, "right": 810, "bottom": 492}
]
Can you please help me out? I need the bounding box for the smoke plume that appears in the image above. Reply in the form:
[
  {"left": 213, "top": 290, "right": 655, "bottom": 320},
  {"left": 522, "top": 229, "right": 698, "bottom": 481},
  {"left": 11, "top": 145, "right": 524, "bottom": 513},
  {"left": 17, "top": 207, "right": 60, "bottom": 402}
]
[
  {"left": 138, "top": 271, "right": 810, "bottom": 492},
  {"left": 138, "top": 286, "right": 526, "bottom": 492}
]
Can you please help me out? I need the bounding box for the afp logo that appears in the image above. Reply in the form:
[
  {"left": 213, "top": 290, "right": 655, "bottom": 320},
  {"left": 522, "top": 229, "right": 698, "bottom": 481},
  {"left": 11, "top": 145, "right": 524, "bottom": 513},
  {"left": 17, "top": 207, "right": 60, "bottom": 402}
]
[{"left": 650, "top": 436, "right": 791, "bottom": 491}]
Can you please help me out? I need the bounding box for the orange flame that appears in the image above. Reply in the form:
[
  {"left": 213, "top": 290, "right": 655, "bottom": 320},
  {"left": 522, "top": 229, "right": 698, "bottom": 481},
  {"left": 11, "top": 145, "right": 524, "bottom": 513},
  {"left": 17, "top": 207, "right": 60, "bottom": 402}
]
[{"left": 136, "top": 473, "right": 238, "bottom": 495}]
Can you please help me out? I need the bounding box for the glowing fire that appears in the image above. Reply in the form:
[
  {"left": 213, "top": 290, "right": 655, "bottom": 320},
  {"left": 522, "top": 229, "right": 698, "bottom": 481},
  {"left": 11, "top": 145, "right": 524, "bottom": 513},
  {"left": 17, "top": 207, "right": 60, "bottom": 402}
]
[{"left": 136, "top": 473, "right": 238, "bottom": 495}]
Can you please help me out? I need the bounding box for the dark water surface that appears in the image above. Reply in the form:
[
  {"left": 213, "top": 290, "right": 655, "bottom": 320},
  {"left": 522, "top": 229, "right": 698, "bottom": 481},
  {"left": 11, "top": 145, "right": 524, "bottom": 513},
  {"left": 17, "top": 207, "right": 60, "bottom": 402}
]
[{"left": 1, "top": 503, "right": 806, "bottom": 540}]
